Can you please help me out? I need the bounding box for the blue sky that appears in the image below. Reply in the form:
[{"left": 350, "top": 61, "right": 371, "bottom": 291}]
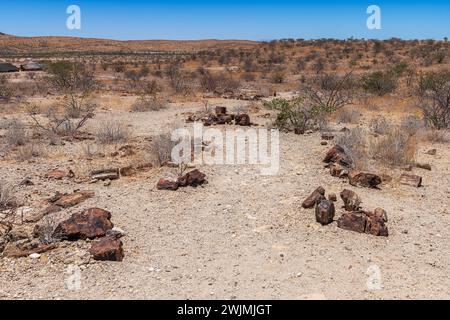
[{"left": 0, "top": 0, "right": 449, "bottom": 40}]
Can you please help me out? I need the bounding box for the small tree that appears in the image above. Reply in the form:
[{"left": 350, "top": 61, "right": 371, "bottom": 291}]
[
  {"left": 417, "top": 70, "right": 450, "bottom": 129},
  {"left": 264, "top": 97, "right": 316, "bottom": 133},
  {"left": 28, "top": 62, "right": 97, "bottom": 137},
  {"left": 303, "top": 71, "right": 356, "bottom": 113}
]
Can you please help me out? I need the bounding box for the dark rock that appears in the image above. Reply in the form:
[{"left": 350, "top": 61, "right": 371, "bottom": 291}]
[
  {"left": 321, "top": 132, "right": 334, "bottom": 140},
  {"left": 157, "top": 178, "right": 179, "bottom": 191},
  {"left": 315, "top": 200, "right": 335, "bottom": 225},
  {"left": 399, "top": 174, "right": 422, "bottom": 187},
  {"left": 337, "top": 212, "right": 367, "bottom": 234},
  {"left": 328, "top": 193, "right": 337, "bottom": 202},
  {"left": 323, "top": 145, "right": 352, "bottom": 168},
  {"left": 91, "top": 168, "right": 119, "bottom": 181},
  {"left": 348, "top": 171, "right": 382, "bottom": 188},
  {"left": 330, "top": 163, "right": 349, "bottom": 178},
  {"left": 365, "top": 211, "right": 389, "bottom": 237},
  {"left": 415, "top": 163, "right": 432, "bottom": 171},
  {"left": 52, "top": 208, "right": 114, "bottom": 241},
  {"left": 302, "top": 187, "right": 326, "bottom": 209},
  {"left": 426, "top": 149, "right": 437, "bottom": 156},
  {"left": 235, "top": 114, "right": 251, "bottom": 126},
  {"left": 215, "top": 106, "right": 227, "bottom": 116},
  {"left": 89, "top": 236, "right": 124, "bottom": 262},
  {"left": 178, "top": 169, "right": 206, "bottom": 187}
]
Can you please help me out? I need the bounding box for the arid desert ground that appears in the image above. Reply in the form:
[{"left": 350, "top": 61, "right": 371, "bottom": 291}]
[{"left": 0, "top": 35, "right": 449, "bottom": 299}]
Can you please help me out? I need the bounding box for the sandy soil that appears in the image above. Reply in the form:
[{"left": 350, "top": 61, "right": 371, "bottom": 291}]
[{"left": 0, "top": 99, "right": 449, "bottom": 300}]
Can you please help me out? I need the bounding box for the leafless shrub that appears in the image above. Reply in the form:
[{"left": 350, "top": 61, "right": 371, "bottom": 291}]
[
  {"left": 424, "top": 129, "right": 449, "bottom": 143},
  {"left": 0, "top": 76, "right": 13, "bottom": 102},
  {"left": 131, "top": 95, "right": 166, "bottom": 112},
  {"left": 336, "top": 108, "right": 360, "bottom": 124},
  {"left": 5, "top": 119, "right": 28, "bottom": 147},
  {"left": 36, "top": 215, "right": 59, "bottom": 244},
  {"left": 16, "top": 144, "right": 42, "bottom": 162},
  {"left": 0, "top": 181, "right": 16, "bottom": 210},
  {"left": 149, "top": 132, "right": 176, "bottom": 167},
  {"left": 335, "top": 127, "right": 368, "bottom": 170},
  {"left": 370, "top": 116, "right": 392, "bottom": 135},
  {"left": 416, "top": 70, "right": 450, "bottom": 129},
  {"left": 96, "top": 120, "right": 130, "bottom": 144},
  {"left": 400, "top": 115, "right": 424, "bottom": 136},
  {"left": 27, "top": 102, "right": 95, "bottom": 137},
  {"left": 303, "top": 71, "right": 356, "bottom": 113},
  {"left": 369, "top": 127, "right": 417, "bottom": 167}
]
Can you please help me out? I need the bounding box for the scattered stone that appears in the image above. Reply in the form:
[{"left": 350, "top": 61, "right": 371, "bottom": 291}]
[
  {"left": 315, "top": 200, "right": 335, "bottom": 225},
  {"left": 19, "top": 178, "right": 34, "bottom": 186},
  {"left": 337, "top": 211, "right": 388, "bottom": 237},
  {"left": 46, "top": 169, "right": 74, "bottom": 180},
  {"left": 373, "top": 207, "right": 388, "bottom": 223},
  {"left": 52, "top": 208, "right": 114, "bottom": 241},
  {"left": 337, "top": 212, "right": 367, "bottom": 234},
  {"left": 302, "top": 187, "right": 326, "bottom": 209},
  {"left": 323, "top": 145, "right": 352, "bottom": 168},
  {"left": 294, "top": 128, "right": 305, "bottom": 135},
  {"left": 365, "top": 211, "right": 389, "bottom": 237},
  {"left": 178, "top": 169, "right": 207, "bottom": 187},
  {"left": 106, "top": 226, "right": 126, "bottom": 239},
  {"left": 328, "top": 193, "right": 337, "bottom": 202},
  {"left": 321, "top": 133, "right": 334, "bottom": 141},
  {"left": 2, "top": 242, "right": 57, "bottom": 258},
  {"left": 321, "top": 141, "right": 328, "bottom": 146},
  {"left": 340, "top": 189, "right": 362, "bottom": 212},
  {"left": 426, "top": 149, "right": 437, "bottom": 156},
  {"left": 399, "top": 174, "right": 422, "bottom": 188},
  {"left": 157, "top": 178, "right": 179, "bottom": 191},
  {"left": 215, "top": 106, "right": 227, "bottom": 116},
  {"left": 27, "top": 191, "right": 95, "bottom": 223},
  {"left": 348, "top": 171, "right": 382, "bottom": 188},
  {"left": 415, "top": 163, "right": 432, "bottom": 171},
  {"left": 89, "top": 236, "right": 124, "bottom": 262},
  {"left": 29, "top": 253, "right": 41, "bottom": 259},
  {"left": 329, "top": 163, "right": 349, "bottom": 178},
  {"left": 53, "top": 191, "right": 95, "bottom": 208},
  {"left": 91, "top": 168, "right": 119, "bottom": 181},
  {"left": 119, "top": 166, "right": 135, "bottom": 177},
  {"left": 235, "top": 114, "right": 251, "bottom": 126}
]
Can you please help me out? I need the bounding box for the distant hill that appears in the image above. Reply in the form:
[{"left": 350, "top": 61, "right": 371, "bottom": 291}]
[{"left": 0, "top": 35, "right": 258, "bottom": 55}]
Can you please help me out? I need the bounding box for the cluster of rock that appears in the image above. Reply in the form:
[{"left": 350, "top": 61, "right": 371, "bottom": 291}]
[
  {"left": 157, "top": 169, "right": 207, "bottom": 191},
  {"left": 324, "top": 145, "right": 423, "bottom": 189},
  {"left": 186, "top": 106, "right": 251, "bottom": 127},
  {"left": 36, "top": 208, "right": 124, "bottom": 261},
  {"left": 302, "top": 187, "right": 389, "bottom": 237}
]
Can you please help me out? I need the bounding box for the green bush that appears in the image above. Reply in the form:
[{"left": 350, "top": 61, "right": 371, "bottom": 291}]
[{"left": 362, "top": 70, "right": 397, "bottom": 96}]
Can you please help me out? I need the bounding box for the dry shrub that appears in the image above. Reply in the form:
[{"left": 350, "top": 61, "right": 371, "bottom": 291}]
[
  {"left": 337, "top": 108, "right": 360, "bottom": 124},
  {"left": 96, "top": 120, "right": 130, "bottom": 144},
  {"left": 370, "top": 116, "right": 391, "bottom": 135},
  {"left": 5, "top": 119, "right": 28, "bottom": 147},
  {"left": 131, "top": 95, "right": 166, "bottom": 112},
  {"left": 370, "top": 127, "right": 417, "bottom": 167},
  {"left": 335, "top": 127, "right": 368, "bottom": 170},
  {"left": 15, "top": 144, "right": 42, "bottom": 162},
  {"left": 0, "top": 181, "right": 16, "bottom": 210},
  {"left": 424, "top": 129, "right": 449, "bottom": 143},
  {"left": 149, "top": 132, "right": 176, "bottom": 167},
  {"left": 401, "top": 115, "right": 424, "bottom": 136}
]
